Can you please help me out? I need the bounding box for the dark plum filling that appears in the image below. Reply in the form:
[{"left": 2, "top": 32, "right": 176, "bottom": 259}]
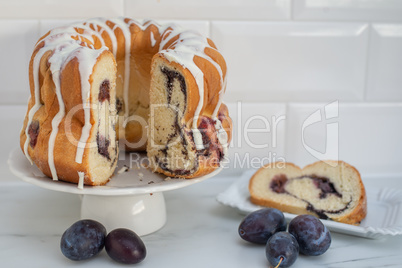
[
  {"left": 309, "top": 175, "right": 342, "bottom": 199},
  {"left": 270, "top": 174, "right": 288, "bottom": 194},
  {"left": 116, "top": 98, "right": 123, "bottom": 114},
  {"left": 196, "top": 117, "right": 224, "bottom": 162},
  {"left": 98, "top": 79, "right": 110, "bottom": 102},
  {"left": 155, "top": 67, "right": 195, "bottom": 174},
  {"left": 269, "top": 174, "right": 349, "bottom": 219},
  {"left": 306, "top": 202, "right": 351, "bottom": 220},
  {"left": 97, "top": 133, "right": 110, "bottom": 160},
  {"left": 198, "top": 118, "right": 213, "bottom": 147},
  {"left": 28, "top": 120, "right": 40, "bottom": 148},
  {"left": 156, "top": 67, "right": 223, "bottom": 174},
  {"left": 196, "top": 118, "right": 213, "bottom": 157},
  {"left": 160, "top": 67, "right": 187, "bottom": 106},
  {"left": 271, "top": 174, "right": 342, "bottom": 198}
]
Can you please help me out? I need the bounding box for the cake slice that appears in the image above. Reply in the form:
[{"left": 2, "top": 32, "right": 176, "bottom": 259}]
[
  {"left": 146, "top": 54, "right": 231, "bottom": 178},
  {"left": 249, "top": 161, "right": 367, "bottom": 225},
  {"left": 20, "top": 48, "right": 118, "bottom": 186}
]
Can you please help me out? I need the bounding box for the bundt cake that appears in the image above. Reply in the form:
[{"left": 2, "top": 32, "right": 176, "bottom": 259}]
[
  {"left": 20, "top": 18, "right": 232, "bottom": 186},
  {"left": 249, "top": 161, "right": 367, "bottom": 225}
]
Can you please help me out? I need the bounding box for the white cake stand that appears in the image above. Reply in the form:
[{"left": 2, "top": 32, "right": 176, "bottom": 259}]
[{"left": 8, "top": 148, "right": 222, "bottom": 236}]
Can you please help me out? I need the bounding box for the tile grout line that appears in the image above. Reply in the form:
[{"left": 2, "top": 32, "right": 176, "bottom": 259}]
[
  {"left": 290, "top": 0, "right": 295, "bottom": 21},
  {"left": 362, "top": 23, "right": 373, "bottom": 102},
  {"left": 122, "top": 0, "right": 126, "bottom": 17},
  {"left": 282, "top": 102, "right": 290, "bottom": 161},
  {"left": 207, "top": 20, "right": 211, "bottom": 38},
  {"left": 37, "top": 19, "right": 42, "bottom": 39}
]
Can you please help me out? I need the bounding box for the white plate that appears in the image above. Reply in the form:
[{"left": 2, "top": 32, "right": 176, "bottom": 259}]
[
  {"left": 8, "top": 148, "right": 221, "bottom": 196},
  {"left": 216, "top": 170, "right": 402, "bottom": 239}
]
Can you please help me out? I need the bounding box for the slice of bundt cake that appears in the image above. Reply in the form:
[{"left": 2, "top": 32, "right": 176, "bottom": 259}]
[
  {"left": 21, "top": 44, "right": 118, "bottom": 186},
  {"left": 147, "top": 37, "right": 231, "bottom": 178},
  {"left": 249, "top": 161, "right": 367, "bottom": 225}
]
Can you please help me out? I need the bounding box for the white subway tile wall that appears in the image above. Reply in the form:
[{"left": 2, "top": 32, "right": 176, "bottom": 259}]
[
  {"left": 39, "top": 19, "right": 84, "bottom": 36},
  {"left": 0, "top": 0, "right": 124, "bottom": 19},
  {"left": 366, "top": 24, "right": 402, "bottom": 101},
  {"left": 293, "top": 0, "right": 402, "bottom": 22},
  {"left": 154, "top": 20, "right": 210, "bottom": 37},
  {"left": 0, "top": 20, "right": 38, "bottom": 104},
  {"left": 211, "top": 21, "right": 369, "bottom": 102},
  {"left": 0, "top": 106, "right": 27, "bottom": 180},
  {"left": 224, "top": 102, "right": 287, "bottom": 172},
  {"left": 286, "top": 103, "right": 402, "bottom": 176},
  {"left": 0, "top": 0, "right": 401, "bottom": 175},
  {"left": 39, "top": 19, "right": 210, "bottom": 38},
  {"left": 125, "top": 0, "right": 292, "bottom": 21}
]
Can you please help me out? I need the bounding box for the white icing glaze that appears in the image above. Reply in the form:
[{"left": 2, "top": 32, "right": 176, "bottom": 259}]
[
  {"left": 75, "top": 47, "right": 108, "bottom": 164},
  {"left": 23, "top": 48, "right": 47, "bottom": 165},
  {"left": 24, "top": 31, "right": 108, "bottom": 179},
  {"left": 158, "top": 30, "right": 225, "bottom": 151},
  {"left": 117, "top": 166, "right": 129, "bottom": 174},
  {"left": 110, "top": 18, "right": 132, "bottom": 120},
  {"left": 78, "top": 171, "right": 84, "bottom": 189},
  {"left": 86, "top": 18, "right": 117, "bottom": 57},
  {"left": 47, "top": 42, "right": 74, "bottom": 180},
  {"left": 150, "top": 31, "right": 156, "bottom": 47},
  {"left": 24, "top": 18, "right": 228, "bottom": 181}
]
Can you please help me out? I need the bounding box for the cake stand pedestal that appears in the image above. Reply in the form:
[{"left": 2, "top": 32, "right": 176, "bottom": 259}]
[
  {"left": 8, "top": 148, "right": 221, "bottom": 236},
  {"left": 80, "top": 192, "right": 166, "bottom": 236}
]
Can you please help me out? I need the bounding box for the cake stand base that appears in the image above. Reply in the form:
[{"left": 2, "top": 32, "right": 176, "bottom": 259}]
[
  {"left": 9, "top": 149, "right": 222, "bottom": 237},
  {"left": 80, "top": 192, "right": 166, "bottom": 236}
]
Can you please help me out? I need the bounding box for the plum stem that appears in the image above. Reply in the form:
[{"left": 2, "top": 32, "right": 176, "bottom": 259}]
[{"left": 274, "top": 257, "right": 283, "bottom": 268}]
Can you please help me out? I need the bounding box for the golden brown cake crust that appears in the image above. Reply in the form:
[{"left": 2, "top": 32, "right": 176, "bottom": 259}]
[{"left": 249, "top": 161, "right": 367, "bottom": 225}]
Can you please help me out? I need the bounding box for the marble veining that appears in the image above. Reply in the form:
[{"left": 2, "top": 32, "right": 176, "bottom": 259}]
[{"left": 1, "top": 177, "right": 402, "bottom": 267}]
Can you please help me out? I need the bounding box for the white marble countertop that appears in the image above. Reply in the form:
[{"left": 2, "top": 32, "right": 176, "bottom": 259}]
[
  {"left": 1, "top": 105, "right": 402, "bottom": 267},
  {"left": 1, "top": 175, "right": 402, "bottom": 268}
]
